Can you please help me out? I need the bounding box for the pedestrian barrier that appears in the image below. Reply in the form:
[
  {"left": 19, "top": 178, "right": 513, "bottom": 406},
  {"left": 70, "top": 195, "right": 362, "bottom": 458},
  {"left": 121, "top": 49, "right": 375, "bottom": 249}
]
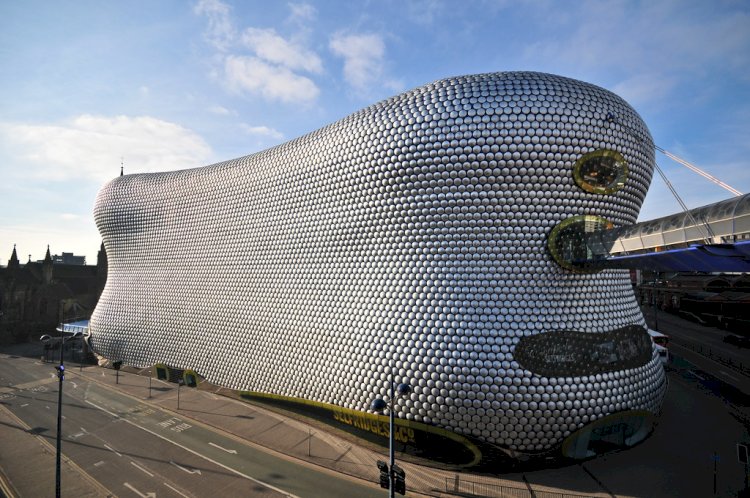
[
  {"left": 443, "top": 476, "right": 599, "bottom": 498},
  {"left": 671, "top": 337, "right": 750, "bottom": 377}
]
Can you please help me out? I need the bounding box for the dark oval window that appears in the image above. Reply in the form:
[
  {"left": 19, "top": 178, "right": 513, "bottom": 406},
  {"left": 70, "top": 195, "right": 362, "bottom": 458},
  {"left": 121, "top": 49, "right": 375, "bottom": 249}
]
[
  {"left": 513, "top": 325, "right": 654, "bottom": 377},
  {"left": 547, "top": 215, "right": 614, "bottom": 272},
  {"left": 573, "top": 149, "right": 628, "bottom": 194}
]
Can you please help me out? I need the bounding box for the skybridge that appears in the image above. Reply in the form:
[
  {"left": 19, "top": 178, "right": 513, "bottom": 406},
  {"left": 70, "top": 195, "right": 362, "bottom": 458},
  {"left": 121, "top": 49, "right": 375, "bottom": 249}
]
[{"left": 563, "top": 194, "right": 750, "bottom": 272}]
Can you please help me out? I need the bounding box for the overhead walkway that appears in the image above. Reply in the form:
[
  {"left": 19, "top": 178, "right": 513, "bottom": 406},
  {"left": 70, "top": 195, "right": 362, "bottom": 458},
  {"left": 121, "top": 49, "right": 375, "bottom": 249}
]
[
  {"left": 569, "top": 194, "right": 750, "bottom": 272},
  {"left": 57, "top": 319, "right": 90, "bottom": 336}
]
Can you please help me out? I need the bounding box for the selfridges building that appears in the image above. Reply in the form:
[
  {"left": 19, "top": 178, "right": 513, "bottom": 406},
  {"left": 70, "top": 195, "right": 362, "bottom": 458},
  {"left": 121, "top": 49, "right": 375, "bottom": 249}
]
[{"left": 90, "top": 72, "right": 667, "bottom": 466}]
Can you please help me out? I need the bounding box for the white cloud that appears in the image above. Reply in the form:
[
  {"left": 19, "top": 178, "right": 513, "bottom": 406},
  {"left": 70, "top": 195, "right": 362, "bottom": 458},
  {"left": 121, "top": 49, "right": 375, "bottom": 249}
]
[
  {"left": 195, "top": 1, "right": 322, "bottom": 105},
  {"left": 0, "top": 115, "right": 213, "bottom": 183},
  {"left": 405, "top": 0, "right": 445, "bottom": 25},
  {"left": 241, "top": 27, "right": 323, "bottom": 73},
  {"left": 194, "top": 0, "right": 236, "bottom": 51},
  {"left": 329, "top": 32, "right": 386, "bottom": 93},
  {"left": 612, "top": 73, "right": 678, "bottom": 109},
  {"left": 60, "top": 213, "right": 80, "bottom": 221},
  {"left": 287, "top": 3, "right": 317, "bottom": 26},
  {"left": 224, "top": 55, "right": 319, "bottom": 104},
  {"left": 208, "top": 105, "right": 236, "bottom": 116},
  {"left": 241, "top": 124, "right": 284, "bottom": 140}
]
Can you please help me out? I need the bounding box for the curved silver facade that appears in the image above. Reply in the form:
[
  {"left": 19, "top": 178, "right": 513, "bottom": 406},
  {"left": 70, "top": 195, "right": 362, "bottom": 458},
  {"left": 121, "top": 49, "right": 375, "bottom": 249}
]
[{"left": 90, "top": 72, "right": 667, "bottom": 459}]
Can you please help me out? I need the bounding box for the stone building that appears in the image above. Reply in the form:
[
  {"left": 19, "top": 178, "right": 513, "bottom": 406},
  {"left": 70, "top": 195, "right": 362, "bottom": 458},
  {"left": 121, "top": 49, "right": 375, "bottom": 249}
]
[{"left": 0, "top": 243, "right": 106, "bottom": 345}]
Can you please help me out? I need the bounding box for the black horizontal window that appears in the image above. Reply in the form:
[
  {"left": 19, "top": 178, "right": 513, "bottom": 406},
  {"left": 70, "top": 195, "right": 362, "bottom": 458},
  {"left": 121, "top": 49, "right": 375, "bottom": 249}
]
[{"left": 514, "top": 325, "right": 653, "bottom": 377}]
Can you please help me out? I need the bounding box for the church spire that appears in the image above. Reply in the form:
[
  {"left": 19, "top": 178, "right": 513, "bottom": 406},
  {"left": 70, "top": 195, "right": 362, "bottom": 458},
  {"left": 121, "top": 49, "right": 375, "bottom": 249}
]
[
  {"left": 7, "top": 244, "right": 20, "bottom": 270},
  {"left": 42, "top": 245, "right": 53, "bottom": 284}
]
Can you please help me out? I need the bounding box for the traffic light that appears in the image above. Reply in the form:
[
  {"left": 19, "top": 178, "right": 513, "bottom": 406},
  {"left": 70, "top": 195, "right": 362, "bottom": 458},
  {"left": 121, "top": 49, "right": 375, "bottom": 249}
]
[
  {"left": 113, "top": 360, "right": 122, "bottom": 384},
  {"left": 55, "top": 364, "right": 65, "bottom": 380},
  {"left": 376, "top": 460, "right": 389, "bottom": 489},
  {"left": 392, "top": 464, "right": 406, "bottom": 495}
]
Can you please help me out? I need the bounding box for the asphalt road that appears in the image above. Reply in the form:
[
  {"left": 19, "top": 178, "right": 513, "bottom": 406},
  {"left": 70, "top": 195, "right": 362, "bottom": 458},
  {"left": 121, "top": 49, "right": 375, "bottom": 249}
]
[
  {"left": 0, "top": 354, "right": 384, "bottom": 498},
  {"left": 644, "top": 305, "right": 749, "bottom": 366}
]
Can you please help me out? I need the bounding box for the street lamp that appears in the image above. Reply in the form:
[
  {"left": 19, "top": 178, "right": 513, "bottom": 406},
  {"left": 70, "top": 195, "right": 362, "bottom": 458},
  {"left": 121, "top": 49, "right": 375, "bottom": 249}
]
[
  {"left": 177, "top": 378, "right": 184, "bottom": 410},
  {"left": 371, "top": 378, "right": 411, "bottom": 498},
  {"left": 41, "top": 326, "right": 82, "bottom": 498}
]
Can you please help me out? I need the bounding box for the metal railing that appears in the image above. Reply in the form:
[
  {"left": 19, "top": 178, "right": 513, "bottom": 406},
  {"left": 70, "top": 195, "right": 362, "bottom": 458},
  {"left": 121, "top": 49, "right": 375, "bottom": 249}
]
[
  {"left": 443, "top": 476, "right": 598, "bottom": 498},
  {"left": 670, "top": 337, "right": 750, "bottom": 377}
]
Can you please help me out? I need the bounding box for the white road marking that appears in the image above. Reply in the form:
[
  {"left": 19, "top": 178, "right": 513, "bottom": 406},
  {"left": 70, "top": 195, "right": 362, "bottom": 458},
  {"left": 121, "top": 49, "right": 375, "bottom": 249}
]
[
  {"left": 104, "top": 444, "right": 122, "bottom": 457},
  {"left": 131, "top": 461, "right": 155, "bottom": 477},
  {"left": 686, "top": 370, "right": 706, "bottom": 380},
  {"left": 209, "top": 442, "right": 238, "bottom": 454},
  {"left": 164, "top": 482, "right": 190, "bottom": 497},
  {"left": 93, "top": 461, "right": 106, "bottom": 467},
  {"left": 718, "top": 369, "right": 740, "bottom": 381},
  {"left": 71, "top": 381, "right": 78, "bottom": 389},
  {"left": 123, "top": 482, "right": 156, "bottom": 498},
  {"left": 85, "top": 399, "right": 299, "bottom": 497},
  {"left": 20, "top": 403, "right": 29, "bottom": 407},
  {"left": 170, "top": 460, "right": 201, "bottom": 475}
]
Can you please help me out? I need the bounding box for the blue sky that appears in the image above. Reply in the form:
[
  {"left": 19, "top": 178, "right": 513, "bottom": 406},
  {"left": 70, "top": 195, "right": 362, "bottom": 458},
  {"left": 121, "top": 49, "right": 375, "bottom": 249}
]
[{"left": 1, "top": 0, "right": 749, "bottom": 265}]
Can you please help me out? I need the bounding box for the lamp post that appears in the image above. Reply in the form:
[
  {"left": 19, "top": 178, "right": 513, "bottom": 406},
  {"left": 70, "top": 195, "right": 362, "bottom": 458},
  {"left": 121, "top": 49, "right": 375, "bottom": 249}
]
[
  {"left": 41, "top": 326, "right": 82, "bottom": 498},
  {"left": 371, "top": 376, "right": 411, "bottom": 498},
  {"left": 177, "top": 378, "right": 184, "bottom": 410},
  {"left": 652, "top": 271, "right": 660, "bottom": 331}
]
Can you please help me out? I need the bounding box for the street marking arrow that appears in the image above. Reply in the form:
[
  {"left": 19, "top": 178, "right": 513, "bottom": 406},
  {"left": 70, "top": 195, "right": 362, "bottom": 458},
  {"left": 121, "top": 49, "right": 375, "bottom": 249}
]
[
  {"left": 170, "top": 460, "right": 202, "bottom": 475},
  {"left": 123, "top": 482, "right": 156, "bottom": 498},
  {"left": 209, "top": 442, "right": 238, "bottom": 454}
]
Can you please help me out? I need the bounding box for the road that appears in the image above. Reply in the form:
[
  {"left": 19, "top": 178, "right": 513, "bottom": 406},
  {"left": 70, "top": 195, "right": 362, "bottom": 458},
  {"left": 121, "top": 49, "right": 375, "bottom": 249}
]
[
  {"left": 642, "top": 304, "right": 750, "bottom": 393},
  {"left": 644, "top": 304, "right": 749, "bottom": 365},
  {"left": 0, "top": 354, "right": 384, "bottom": 498}
]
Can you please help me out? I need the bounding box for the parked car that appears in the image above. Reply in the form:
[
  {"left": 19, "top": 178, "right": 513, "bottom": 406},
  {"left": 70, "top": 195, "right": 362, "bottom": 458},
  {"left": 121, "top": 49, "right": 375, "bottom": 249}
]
[{"left": 722, "top": 334, "right": 750, "bottom": 348}]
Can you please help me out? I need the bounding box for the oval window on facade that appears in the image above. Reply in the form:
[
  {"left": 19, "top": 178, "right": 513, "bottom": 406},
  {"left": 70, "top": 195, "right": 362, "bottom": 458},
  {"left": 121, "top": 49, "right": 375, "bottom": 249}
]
[
  {"left": 547, "top": 215, "right": 614, "bottom": 272},
  {"left": 573, "top": 149, "right": 628, "bottom": 194}
]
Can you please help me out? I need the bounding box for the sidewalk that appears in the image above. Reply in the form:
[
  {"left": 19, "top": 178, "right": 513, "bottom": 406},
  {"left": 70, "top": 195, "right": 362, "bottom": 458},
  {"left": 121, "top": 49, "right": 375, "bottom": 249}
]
[{"left": 0, "top": 403, "right": 113, "bottom": 498}]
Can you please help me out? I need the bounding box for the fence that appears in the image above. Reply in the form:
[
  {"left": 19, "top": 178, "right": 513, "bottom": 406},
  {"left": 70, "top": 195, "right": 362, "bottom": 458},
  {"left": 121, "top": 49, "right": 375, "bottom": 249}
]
[
  {"left": 443, "top": 476, "right": 599, "bottom": 498},
  {"left": 670, "top": 337, "right": 750, "bottom": 377}
]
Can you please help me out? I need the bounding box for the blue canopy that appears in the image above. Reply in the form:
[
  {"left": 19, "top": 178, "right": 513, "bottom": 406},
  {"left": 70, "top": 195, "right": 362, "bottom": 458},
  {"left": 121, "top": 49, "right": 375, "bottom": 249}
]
[{"left": 603, "top": 240, "right": 750, "bottom": 272}]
